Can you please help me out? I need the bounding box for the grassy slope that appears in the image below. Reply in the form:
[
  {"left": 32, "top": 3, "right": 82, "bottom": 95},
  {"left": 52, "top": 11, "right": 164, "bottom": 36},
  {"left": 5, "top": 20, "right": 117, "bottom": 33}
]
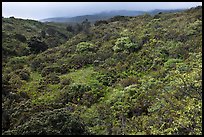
[{"left": 2, "top": 6, "right": 202, "bottom": 135}]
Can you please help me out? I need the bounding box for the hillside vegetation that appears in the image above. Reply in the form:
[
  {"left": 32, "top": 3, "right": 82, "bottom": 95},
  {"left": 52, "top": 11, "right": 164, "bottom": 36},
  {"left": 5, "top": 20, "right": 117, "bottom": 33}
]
[
  {"left": 41, "top": 9, "right": 183, "bottom": 23},
  {"left": 2, "top": 6, "right": 202, "bottom": 135}
]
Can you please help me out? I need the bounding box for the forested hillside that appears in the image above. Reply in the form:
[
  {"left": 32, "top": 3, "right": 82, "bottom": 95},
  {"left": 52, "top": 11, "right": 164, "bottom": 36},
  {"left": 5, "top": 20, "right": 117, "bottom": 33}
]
[{"left": 2, "top": 6, "right": 202, "bottom": 135}]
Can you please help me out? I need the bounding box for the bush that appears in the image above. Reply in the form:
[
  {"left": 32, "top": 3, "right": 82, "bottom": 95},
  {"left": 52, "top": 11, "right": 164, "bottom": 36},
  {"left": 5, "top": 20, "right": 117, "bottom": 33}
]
[
  {"left": 14, "top": 33, "right": 27, "bottom": 42},
  {"left": 76, "top": 42, "right": 97, "bottom": 53},
  {"left": 94, "top": 20, "right": 108, "bottom": 26},
  {"left": 60, "top": 78, "right": 72, "bottom": 87},
  {"left": 8, "top": 74, "right": 24, "bottom": 90},
  {"left": 164, "top": 58, "right": 182, "bottom": 69},
  {"left": 28, "top": 37, "right": 48, "bottom": 54},
  {"left": 108, "top": 16, "right": 128, "bottom": 22},
  {"left": 153, "top": 14, "right": 161, "bottom": 19},
  {"left": 30, "top": 56, "right": 46, "bottom": 71},
  {"left": 7, "top": 56, "right": 28, "bottom": 71},
  {"left": 41, "top": 74, "right": 60, "bottom": 85},
  {"left": 66, "top": 25, "right": 74, "bottom": 32},
  {"left": 61, "top": 83, "right": 91, "bottom": 104},
  {"left": 3, "top": 108, "right": 89, "bottom": 135},
  {"left": 41, "top": 66, "right": 61, "bottom": 77},
  {"left": 96, "top": 70, "right": 119, "bottom": 86},
  {"left": 119, "top": 76, "right": 138, "bottom": 87},
  {"left": 113, "top": 37, "right": 140, "bottom": 52},
  {"left": 2, "top": 74, "right": 12, "bottom": 96},
  {"left": 15, "top": 68, "right": 30, "bottom": 81},
  {"left": 70, "top": 53, "right": 97, "bottom": 69}
]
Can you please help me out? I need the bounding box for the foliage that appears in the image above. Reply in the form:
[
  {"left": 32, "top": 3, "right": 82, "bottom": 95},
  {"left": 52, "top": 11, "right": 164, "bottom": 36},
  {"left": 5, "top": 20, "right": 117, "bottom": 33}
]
[
  {"left": 2, "top": 6, "right": 202, "bottom": 135},
  {"left": 113, "top": 37, "right": 140, "bottom": 52},
  {"left": 27, "top": 37, "right": 48, "bottom": 54},
  {"left": 3, "top": 108, "right": 89, "bottom": 135},
  {"left": 76, "top": 42, "right": 97, "bottom": 53},
  {"left": 94, "top": 20, "right": 108, "bottom": 26},
  {"left": 41, "top": 74, "right": 60, "bottom": 85}
]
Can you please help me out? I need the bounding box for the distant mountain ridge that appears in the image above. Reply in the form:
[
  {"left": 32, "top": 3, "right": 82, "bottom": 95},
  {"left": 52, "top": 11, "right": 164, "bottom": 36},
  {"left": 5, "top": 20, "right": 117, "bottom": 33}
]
[{"left": 40, "top": 9, "right": 184, "bottom": 23}]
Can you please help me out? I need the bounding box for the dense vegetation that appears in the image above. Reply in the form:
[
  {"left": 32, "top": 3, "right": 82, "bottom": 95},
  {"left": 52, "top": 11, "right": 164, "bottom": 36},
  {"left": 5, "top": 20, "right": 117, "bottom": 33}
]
[{"left": 2, "top": 6, "right": 202, "bottom": 135}]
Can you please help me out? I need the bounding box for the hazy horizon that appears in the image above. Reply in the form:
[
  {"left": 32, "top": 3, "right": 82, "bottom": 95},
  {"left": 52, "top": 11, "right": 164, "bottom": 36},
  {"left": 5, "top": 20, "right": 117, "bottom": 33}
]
[{"left": 2, "top": 2, "right": 202, "bottom": 20}]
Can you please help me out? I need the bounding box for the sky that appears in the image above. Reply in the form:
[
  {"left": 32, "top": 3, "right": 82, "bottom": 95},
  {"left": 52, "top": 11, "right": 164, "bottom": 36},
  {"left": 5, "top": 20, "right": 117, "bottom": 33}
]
[{"left": 2, "top": 2, "right": 202, "bottom": 20}]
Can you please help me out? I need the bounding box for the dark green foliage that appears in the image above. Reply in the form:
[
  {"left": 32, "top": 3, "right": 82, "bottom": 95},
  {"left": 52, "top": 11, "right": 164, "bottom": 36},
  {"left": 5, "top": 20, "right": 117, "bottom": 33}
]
[
  {"left": 59, "top": 83, "right": 91, "bottom": 104},
  {"left": 3, "top": 108, "right": 89, "bottom": 135},
  {"left": 153, "top": 14, "right": 161, "bottom": 19},
  {"left": 96, "top": 70, "right": 120, "bottom": 86},
  {"left": 30, "top": 56, "right": 47, "bottom": 71},
  {"left": 81, "top": 19, "right": 91, "bottom": 34},
  {"left": 74, "top": 23, "right": 83, "bottom": 34},
  {"left": 119, "top": 76, "right": 138, "bottom": 87},
  {"left": 2, "top": 33, "right": 30, "bottom": 58},
  {"left": 69, "top": 52, "right": 98, "bottom": 69},
  {"left": 41, "top": 66, "right": 61, "bottom": 77},
  {"left": 58, "top": 82, "right": 105, "bottom": 107},
  {"left": 60, "top": 78, "right": 72, "bottom": 87},
  {"left": 108, "top": 15, "right": 129, "bottom": 22},
  {"left": 28, "top": 37, "right": 48, "bottom": 54},
  {"left": 94, "top": 20, "right": 108, "bottom": 26},
  {"left": 41, "top": 74, "right": 60, "bottom": 85},
  {"left": 15, "top": 68, "right": 30, "bottom": 81},
  {"left": 14, "top": 33, "right": 27, "bottom": 42},
  {"left": 66, "top": 24, "right": 74, "bottom": 32}
]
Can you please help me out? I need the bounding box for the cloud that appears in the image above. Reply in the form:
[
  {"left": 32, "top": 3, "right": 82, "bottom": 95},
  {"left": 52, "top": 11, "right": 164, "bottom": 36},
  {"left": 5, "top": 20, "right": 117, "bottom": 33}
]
[{"left": 2, "top": 2, "right": 202, "bottom": 20}]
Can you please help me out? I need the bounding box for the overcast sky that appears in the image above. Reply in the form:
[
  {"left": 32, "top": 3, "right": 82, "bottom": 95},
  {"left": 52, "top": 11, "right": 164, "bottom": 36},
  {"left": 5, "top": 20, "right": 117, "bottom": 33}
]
[{"left": 2, "top": 2, "right": 202, "bottom": 20}]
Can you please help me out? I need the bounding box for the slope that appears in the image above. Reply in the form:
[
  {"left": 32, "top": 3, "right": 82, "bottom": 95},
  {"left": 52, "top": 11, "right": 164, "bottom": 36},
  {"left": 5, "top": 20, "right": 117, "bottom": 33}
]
[{"left": 2, "top": 6, "right": 202, "bottom": 135}]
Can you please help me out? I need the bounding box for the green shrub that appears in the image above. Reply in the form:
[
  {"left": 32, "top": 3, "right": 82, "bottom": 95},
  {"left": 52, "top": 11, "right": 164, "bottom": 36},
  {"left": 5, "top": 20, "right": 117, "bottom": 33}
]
[
  {"left": 119, "top": 76, "right": 138, "bottom": 87},
  {"left": 113, "top": 37, "right": 140, "bottom": 52},
  {"left": 60, "top": 78, "right": 72, "bottom": 88},
  {"left": 8, "top": 74, "right": 24, "bottom": 90},
  {"left": 27, "top": 37, "right": 48, "bottom": 54},
  {"left": 15, "top": 68, "right": 30, "bottom": 81},
  {"left": 96, "top": 70, "right": 119, "bottom": 86},
  {"left": 76, "top": 42, "right": 97, "bottom": 53},
  {"left": 41, "top": 74, "right": 60, "bottom": 85},
  {"left": 3, "top": 108, "right": 89, "bottom": 135},
  {"left": 94, "top": 20, "right": 108, "bottom": 26},
  {"left": 70, "top": 52, "right": 97, "bottom": 69},
  {"left": 30, "top": 56, "right": 46, "bottom": 71},
  {"left": 7, "top": 56, "right": 28, "bottom": 70},
  {"left": 61, "top": 83, "right": 91, "bottom": 104},
  {"left": 164, "top": 58, "right": 182, "bottom": 69},
  {"left": 108, "top": 16, "right": 129, "bottom": 22},
  {"left": 13, "top": 33, "right": 27, "bottom": 42},
  {"left": 41, "top": 66, "right": 61, "bottom": 77}
]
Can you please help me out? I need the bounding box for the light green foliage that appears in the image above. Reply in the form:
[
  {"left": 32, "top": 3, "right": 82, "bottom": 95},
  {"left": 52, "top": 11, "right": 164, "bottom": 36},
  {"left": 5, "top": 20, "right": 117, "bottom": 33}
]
[
  {"left": 164, "top": 58, "right": 183, "bottom": 69},
  {"left": 18, "top": 72, "right": 42, "bottom": 99},
  {"left": 120, "top": 29, "right": 134, "bottom": 37},
  {"left": 60, "top": 67, "right": 99, "bottom": 85},
  {"left": 113, "top": 37, "right": 139, "bottom": 52},
  {"left": 186, "top": 19, "right": 202, "bottom": 36},
  {"left": 76, "top": 42, "right": 97, "bottom": 53}
]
